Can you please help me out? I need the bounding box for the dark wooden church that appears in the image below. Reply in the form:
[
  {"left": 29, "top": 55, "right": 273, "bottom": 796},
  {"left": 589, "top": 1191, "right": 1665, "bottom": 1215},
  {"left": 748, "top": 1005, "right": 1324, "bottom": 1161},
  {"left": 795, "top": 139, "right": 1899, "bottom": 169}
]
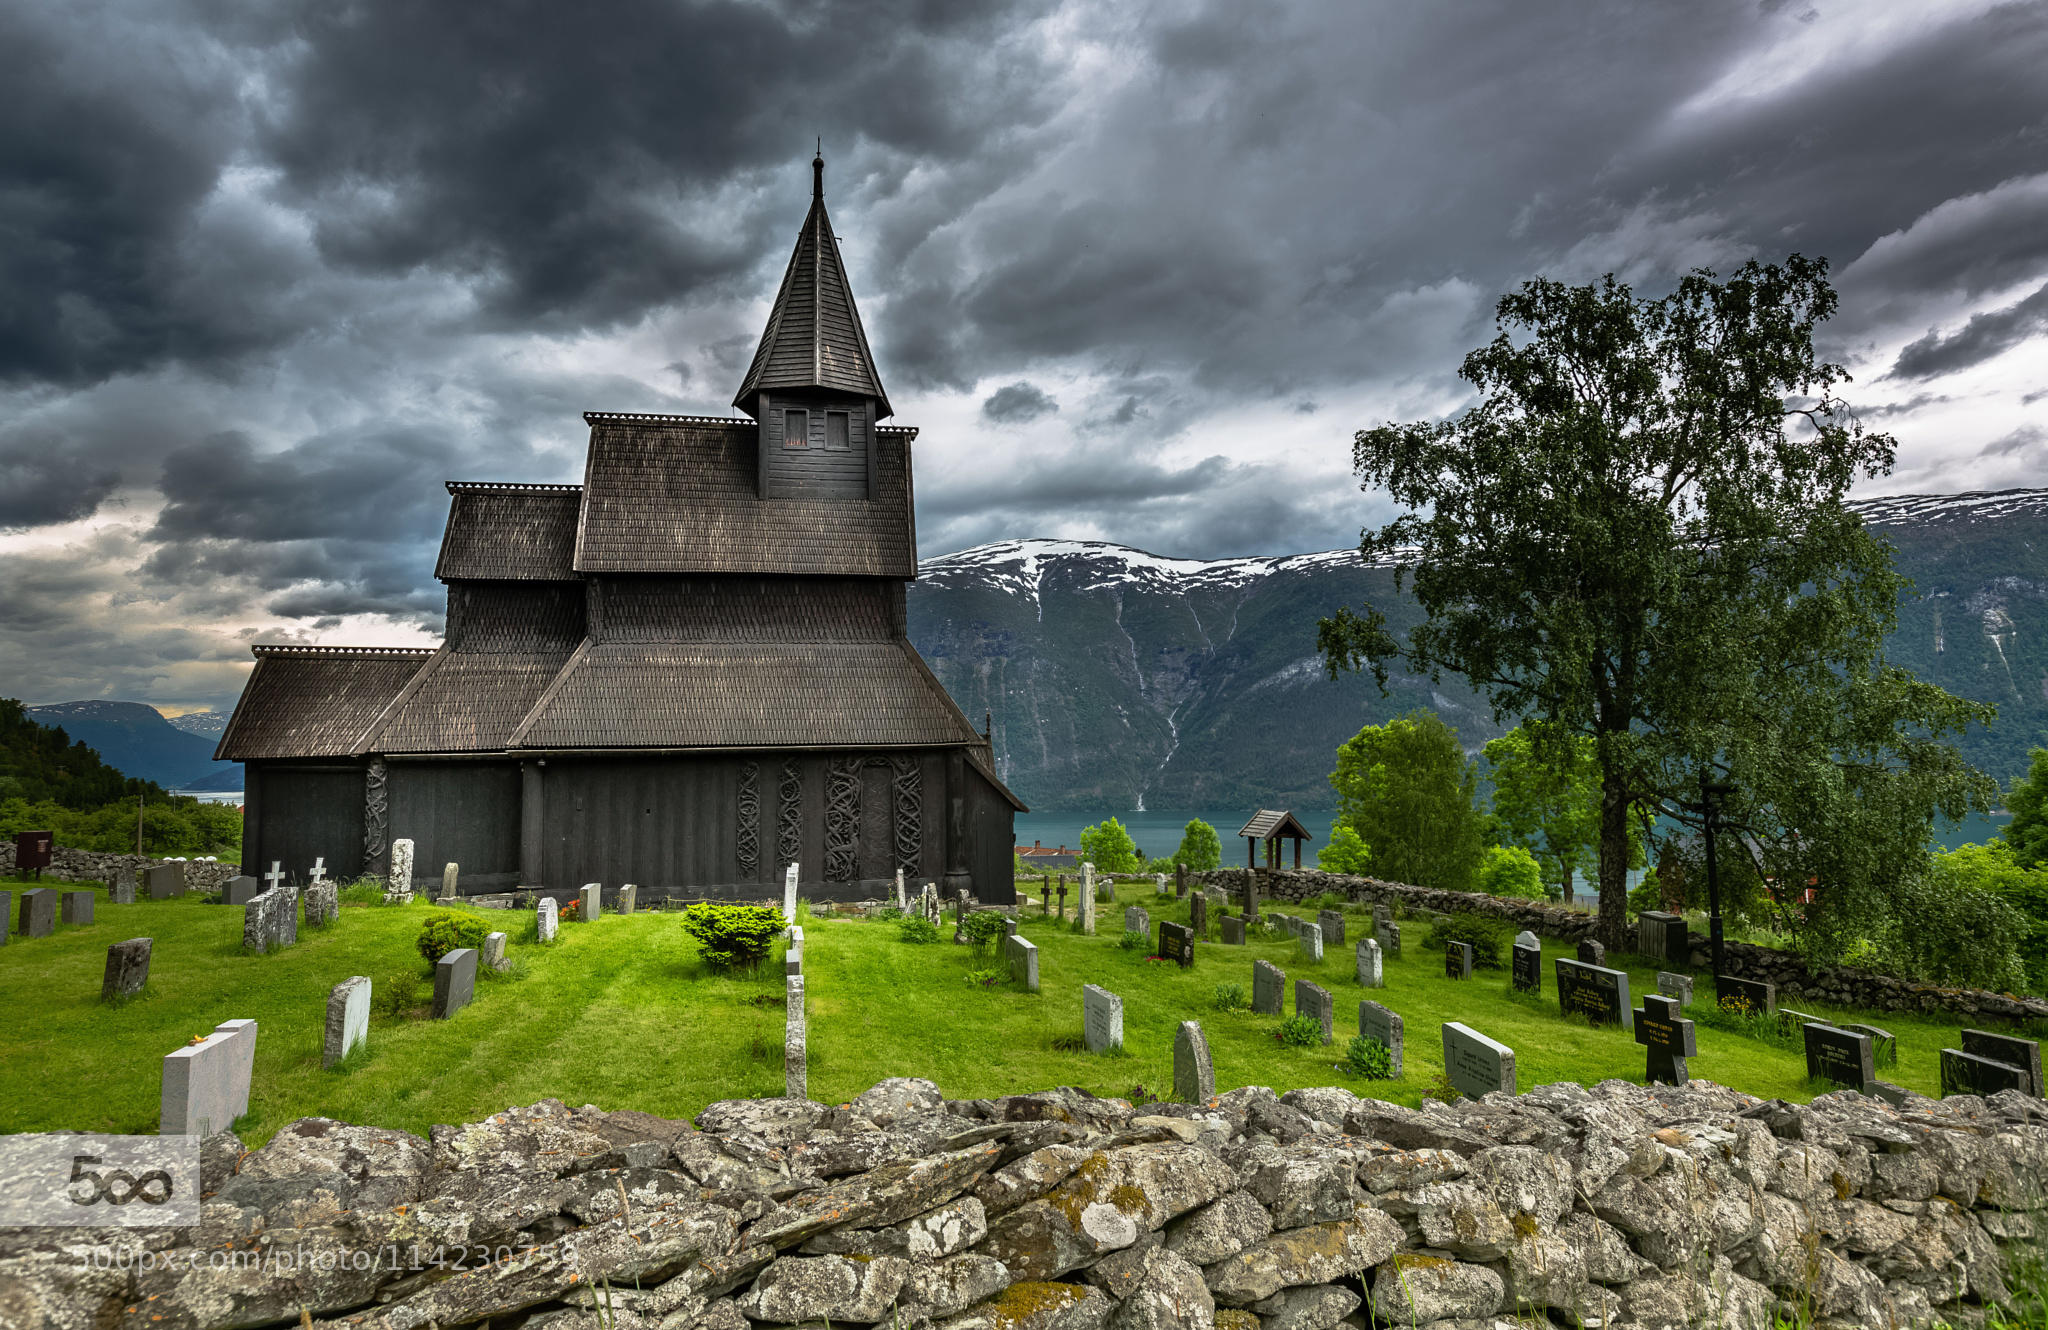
[{"left": 217, "top": 155, "right": 1024, "bottom": 903}]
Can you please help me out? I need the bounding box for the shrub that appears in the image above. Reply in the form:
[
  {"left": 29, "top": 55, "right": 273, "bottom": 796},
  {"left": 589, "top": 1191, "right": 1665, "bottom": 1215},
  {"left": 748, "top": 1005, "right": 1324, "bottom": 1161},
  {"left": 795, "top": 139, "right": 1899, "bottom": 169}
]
[
  {"left": 678, "top": 903, "right": 785, "bottom": 971},
  {"left": 897, "top": 915, "right": 942, "bottom": 944},
  {"left": 1276, "top": 1014, "right": 1323, "bottom": 1047},
  {"left": 1475, "top": 845, "right": 1545, "bottom": 900},
  {"left": 1424, "top": 912, "right": 1506, "bottom": 969},
  {"left": 1345, "top": 1035, "right": 1394, "bottom": 1079},
  {"left": 416, "top": 911, "right": 488, "bottom": 966},
  {"left": 963, "top": 910, "right": 1009, "bottom": 954},
  {"left": 1119, "top": 929, "right": 1150, "bottom": 952},
  {"left": 1212, "top": 982, "right": 1250, "bottom": 1012},
  {"left": 964, "top": 967, "right": 1002, "bottom": 988},
  {"left": 376, "top": 974, "right": 420, "bottom": 1020}
]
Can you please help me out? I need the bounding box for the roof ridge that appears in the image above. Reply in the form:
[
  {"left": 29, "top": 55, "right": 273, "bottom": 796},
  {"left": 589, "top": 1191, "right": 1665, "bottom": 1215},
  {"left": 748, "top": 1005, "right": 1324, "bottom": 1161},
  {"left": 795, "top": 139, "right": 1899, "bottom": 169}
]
[
  {"left": 445, "top": 480, "right": 583, "bottom": 494},
  {"left": 581, "top": 411, "right": 750, "bottom": 427},
  {"left": 250, "top": 644, "right": 437, "bottom": 658}
]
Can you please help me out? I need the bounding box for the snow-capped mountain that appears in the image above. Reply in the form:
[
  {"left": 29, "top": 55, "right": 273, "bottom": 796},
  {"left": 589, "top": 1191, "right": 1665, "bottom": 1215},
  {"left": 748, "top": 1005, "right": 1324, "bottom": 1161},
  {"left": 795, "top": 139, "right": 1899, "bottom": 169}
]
[
  {"left": 904, "top": 489, "right": 2048, "bottom": 813},
  {"left": 23, "top": 700, "right": 239, "bottom": 790}
]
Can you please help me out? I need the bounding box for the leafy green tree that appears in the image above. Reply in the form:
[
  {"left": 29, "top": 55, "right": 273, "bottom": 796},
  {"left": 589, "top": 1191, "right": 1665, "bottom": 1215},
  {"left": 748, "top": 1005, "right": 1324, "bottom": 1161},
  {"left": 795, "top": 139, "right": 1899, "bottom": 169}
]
[
  {"left": 2002, "top": 747, "right": 2048, "bottom": 870},
  {"left": 1483, "top": 723, "right": 1601, "bottom": 898},
  {"left": 1079, "top": 817, "right": 1141, "bottom": 874},
  {"left": 1317, "top": 258, "right": 1996, "bottom": 951},
  {"left": 1329, "top": 710, "right": 1484, "bottom": 892},
  {"left": 1475, "top": 844, "right": 1545, "bottom": 899},
  {"left": 1932, "top": 840, "right": 2048, "bottom": 991},
  {"left": 1317, "top": 825, "right": 1371, "bottom": 874},
  {"left": 1171, "top": 819, "right": 1222, "bottom": 872}
]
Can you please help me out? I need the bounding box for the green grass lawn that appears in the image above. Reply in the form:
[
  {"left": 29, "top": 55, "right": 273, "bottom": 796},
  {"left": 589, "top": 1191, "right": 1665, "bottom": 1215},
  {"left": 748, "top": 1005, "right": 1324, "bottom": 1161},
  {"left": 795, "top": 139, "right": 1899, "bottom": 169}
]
[{"left": 0, "top": 875, "right": 1998, "bottom": 1148}]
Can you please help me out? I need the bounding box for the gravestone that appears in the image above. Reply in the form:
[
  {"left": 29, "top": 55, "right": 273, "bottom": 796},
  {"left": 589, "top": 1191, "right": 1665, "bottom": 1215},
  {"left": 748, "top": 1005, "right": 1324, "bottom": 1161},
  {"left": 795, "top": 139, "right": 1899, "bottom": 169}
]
[
  {"left": 1175, "top": 863, "right": 1188, "bottom": 898},
  {"left": 1252, "top": 959, "right": 1287, "bottom": 1014},
  {"left": 1243, "top": 873, "right": 1260, "bottom": 920},
  {"left": 102, "top": 938, "right": 151, "bottom": 1000},
  {"left": 308, "top": 857, "right": 327, "bottom": 890},
  {"left": 1006, "top": 934, "right": 1039, "bottom": 991},
  {"left": 1005, "top": 917, "right": 1019, "bottom": 938},
  {"left": 222, "top": 876, "right": 261, "bottom": 906},
  {"left": 111, "top": 868, "right": 137, "bottom": 905},
  {"left": 1442, "top": 1022, "right": 1516, "bottom": 1100},
  {"left": 1082, "top": 984, "right": 1124, "bottom": 1053},
  {"left": 482, "top": 931, "right": 508, "bottom": 972},
  {"left": 580, "top": 883, "right": 601, "bottom": 920},
  {"left": 262, "top": 862, "right": 287, "bottom": 900},
  {"left": 1576, "top": 937, "right": 1606, "bottom": 966},
  {"left": 786, "top": 973, "right": 807, "bottom": 1100},
  {"left": 1299, "top": 921, "right": 1324, "bottom": 963},
  {"left": 1803, "top": 1022, "right": 1876, "bottom": 1093},
  {"left": 954, "top": 891, "right": 969, "bottom": 944},
  {"left": 1158, "top": 920, "right": 1196, "bottom": 968},
  {"left": 1154, "top": 873, "right": 1168, "bottom": 896},
  {"left": 1634, "top": 993, "right": 1697, "bottom": 1086},
  {"left": 1961, "top": 1029, "right": 2042, "bottom": 1096},
  {"left": 537, "top": 896, "right": 559, "bottom": 942},
  {"left": 145, "top": 862, "right": 185, "bottom": 900},
  {"left": 1446, "top": 941, "right": 1473, "bottom": 980},
  {"left": 386, "top": 838, "right": 415, "bottom": 904},
  {"left": 1555, "top": 958, "right": 1633, "bottom": 1030},
  {"left": 60, "top": 890, "right": 94, "bottom": 925},
  {"left": 786, "top": 925, "right": 805, "bottom": 977},
  {"left": 243, "top": 890, "right": 285, "bottom": 952},
  {"left": 1841, "top": 1022, "right": 1896, "bottom": 1068},
  {"left": 1511, "top": 938, "right": 1541, "bottom": 994},
  {"left": 19, "top": 888, "right": 57, "bottom": 938},
  {"left": 1318, "top": 910, "right": 1345, "bottom": 948},
  {"left": 1359, "top": 1000, "right": 1404, "bottom": 1077},
  {"left": 618, "top": 884, "right": 637, "bottom": 915},
  {"left": 440, "top": 862, "right": 460, "bottom": 901},
  {"left": 1377, "top": 918, "right": 1401, "bottom": 959},
  {"left": 1221, "top": 915, "right": 1247, "bottom": 946},
  {"left": 1778, "top": 1008, "right": 1820, "bottom": 1031},
  {"left": 1657, "top": 972, "right": 1694, "bottom": 1008},
  {"left": 160, "top": 1019, "right": 257, "bottom": 1136},
  {"left": 1941, "top": 1048, "right": 2035, "bottom": 1098},
  {"left": 784, "top": 863, "right": 799, "bottom": 922},
  {"left": 304, "top": 882, "right": 338, "bottom": 927},
  {"left": 1637, "top": 910, "right": 1689, "bottom": 965},
  {"left": 1125, "top": 906, "right": 1150, "bottom": 937},
  {"left": 324, "top": 977, "right": 370, "bottom": 1068},
  {"left": 1055, "top": 884, "right": 1068, "bottom": 920},
  {"left": 895, "top": 868, "right": 907, "bottom": 909},
  {"left": 1190, "top": 892, "right": 1208, "bottom": 937},
  {"left": 1295, "top": 980, "right": 1334, "bottom": 1045},
  {"left": 434, "top": 948, "right": 478, "bottom": 1020},
  {"left": 1174, "top": 1020, "right": 1214, "bottom": 1102},
  {"left": 1714, "top": 974, "right": 1776, "bottom": 1016},
  {"left": 1079, "top": 863, "right": 1097, "bottom": 935},
  {"left": 0, "top": 890, "right": 11, "bottom": 945},
  {"left": 1356, "top": 937, "right": 1383, "bottom": 988}
]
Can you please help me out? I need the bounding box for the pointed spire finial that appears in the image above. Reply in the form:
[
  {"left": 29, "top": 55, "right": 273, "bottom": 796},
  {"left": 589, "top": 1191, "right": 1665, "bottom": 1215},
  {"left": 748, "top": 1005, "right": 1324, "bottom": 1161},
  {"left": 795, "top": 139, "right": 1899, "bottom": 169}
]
[{"left": 813, "top": 140, "right": 823, "bottom": 200}]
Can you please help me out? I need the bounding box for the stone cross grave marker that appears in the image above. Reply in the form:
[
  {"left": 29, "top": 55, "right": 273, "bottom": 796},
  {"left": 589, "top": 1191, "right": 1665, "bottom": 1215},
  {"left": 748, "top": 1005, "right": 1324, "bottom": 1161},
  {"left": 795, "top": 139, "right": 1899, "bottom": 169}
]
[
  {"left": 1174, "top": 1020, "right": 1214, "bottom": 1103},
  {"left": 1803, "top": 1022, "right": 1876, "bottom": 1093},
  {"left": 440, "top": 862, "right": 460, "bottom": 901},
  {"left": 145, "top": 862, "right": 185, "bottom": 899},
  {"left": 1378, "top": 917, "right": 1401, "bottom": 959},
  {"left": 618, "top": 883, "right": 637, "bottom": 915},
  {"left": 1079, "top": 863, "right": 1097, "bottom": 935},
  {"left": 102, "top": 938, "right": 151, "bottom": 1000},
  {"left": 1657, "top": 972, "right": 1694, "bottom": 1008},
  {"left": 222, "top": 876, "right": 260, "bottom": 906},
  {"left": 1252, "top": 959, "right": 1287, "bottom": 1014},
  {"left": 1318, "top": 909, "right": 1345, "bottom": 948},
  {"left": 160, "top": 1019, "right": 257, "bottom": 1136},
  {"left": 1296, "top": 980, "right": 1334, "bottom": 1045},
  {"left": 1125, "top": 905, "right": 1150, "bottom": 938},
  {"left": 434, "top": 948, "right": 478, "bottom": 1020},
  {"left": 1359, "top": 999, "right": 1404, "bottom": 1077},
  {"left": 60, "top": 890, "right": 94, "bottom": 926},
  {"left": 1637, "top": 910, "right": 1689, "bottom": 966},
  {"left": 1634, "top": 993, "right": 1697, "bottom": 1086},
  {"left": 1960, "top": 1029, "right": 2042, "bottom": 1096},
  {"left": 1082, "top": 984, "right": 1124, "bottom": 1053},
  {"left": 482, "top": 931, "right": 508, "bottom": 972},
  {"left": 1555, "top": 957, "right": 1632, "bottom": 1030},
  {"left": 786, "top": 925, "right": 804, "bottom": 977},
  {"left": 1443, "top": 1022, "right": 1516, "bottom": 1100},
  {"left": 1576, "top": 937, "right": 1606, "bottom": 966},
  {"left": 1446, "top": 941, "right": 1473, "bottom": 980},
  {"left": 1158, "top": 920, "right": 1196, "bottom": 968},
  {"left": 309, "top": 856, "right": 327, "bottom": 888},
  {"left": 1511, "top": 934, "right": 1541, "bottom": 993},
  {"left": 1299, "top": 922, "right": 1324, "bottom": 963},
  {"left": 1357, "top": 937, "right": 1383, "bottom": 988},
  {"left": 1221, "top": 915, "right": 1246, "bottom": 946},
  {"left": 262, "top": 862, "right": 286, "bottom": 896},
  {"left": 111, "top": 867, "right": 137, "bottom": 905},
  {"left": 1006, "top": 934, "right": 1039, "bottom": 992},
  {"left": 783, "top": 863, "right": 799, "bottom": 922},
  {"left": 786, "top": 974, "right": 808, "bottom": 1100},
  {"left": 1055, "top": 883, "right": 1068, "bottom": 920},
  {"left": 324, "top": 977, "right": 369, "bottom": 1068},
  {"left": 1714, "top": 974, "right": 1776, "bottom": 1016},
  {"left": 386, "top": 838, "right": 415, "bottom": 904},
  {"left": 580, "top": 883, "right": 602, "bottom": 919},
  {"left": 304, "top": 882, "right": 338, "bottom": 927}
]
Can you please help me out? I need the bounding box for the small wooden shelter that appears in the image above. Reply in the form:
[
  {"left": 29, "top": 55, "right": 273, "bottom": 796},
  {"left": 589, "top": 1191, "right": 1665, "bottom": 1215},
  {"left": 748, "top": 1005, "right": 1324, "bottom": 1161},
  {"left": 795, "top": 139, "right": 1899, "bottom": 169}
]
[{"left": 1237, "top": 809, "right": 1312, "bottom": 870}]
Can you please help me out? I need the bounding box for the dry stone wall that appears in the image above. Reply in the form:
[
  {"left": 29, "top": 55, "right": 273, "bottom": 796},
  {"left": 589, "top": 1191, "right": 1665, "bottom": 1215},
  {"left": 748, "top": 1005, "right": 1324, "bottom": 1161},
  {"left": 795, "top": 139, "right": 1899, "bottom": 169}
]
[
  {"left": 1196, "top": 867, "right": 2048, "bottom": 1025},
  {"left": 0, "top": 844, "right": 243, "bottom": 893},
  {"left": 3, "top": 1077, "right": 2042, "bottom": 1329}
]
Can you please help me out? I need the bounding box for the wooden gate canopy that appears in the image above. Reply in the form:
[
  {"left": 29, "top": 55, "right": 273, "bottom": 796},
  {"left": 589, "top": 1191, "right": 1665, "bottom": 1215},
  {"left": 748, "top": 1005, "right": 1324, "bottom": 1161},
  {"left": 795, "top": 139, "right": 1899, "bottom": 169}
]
[{"left": 1237, "top": 809, "right": 1312, "bottom": 870}]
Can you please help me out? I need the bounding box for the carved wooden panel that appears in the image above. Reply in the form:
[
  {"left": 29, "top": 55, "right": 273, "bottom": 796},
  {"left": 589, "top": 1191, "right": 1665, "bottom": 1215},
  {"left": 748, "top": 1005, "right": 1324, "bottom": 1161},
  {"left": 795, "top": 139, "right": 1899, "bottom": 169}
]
[
  {"left": 736, "top": 760, "right": 760, "bottom": 880},
  {"left": 825, "top": 757, "right": 861, "bottom": 882},
  {"left": 891, "top": 755, "right": 922, "bottom": 875},
  {"left": 777, "top": 759, "right": 803, "bottom": 869},
  {"left": 363, "top": 757, "right": 389, "bottom": 869}
]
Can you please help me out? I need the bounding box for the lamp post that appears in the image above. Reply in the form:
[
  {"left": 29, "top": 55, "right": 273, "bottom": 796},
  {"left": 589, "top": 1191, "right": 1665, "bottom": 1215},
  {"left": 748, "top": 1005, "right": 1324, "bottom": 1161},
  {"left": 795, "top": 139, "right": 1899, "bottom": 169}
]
[{"left": 1700, "top": 777, "right": 1737, "bottom": 981}]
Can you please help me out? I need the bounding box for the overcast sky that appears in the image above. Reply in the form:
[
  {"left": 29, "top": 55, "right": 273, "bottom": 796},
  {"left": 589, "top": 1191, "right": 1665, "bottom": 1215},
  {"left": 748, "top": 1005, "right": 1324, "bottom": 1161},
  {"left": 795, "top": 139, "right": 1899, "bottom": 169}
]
[{"left": 2, "top": 0, "right": 2045, "bottom": 715}]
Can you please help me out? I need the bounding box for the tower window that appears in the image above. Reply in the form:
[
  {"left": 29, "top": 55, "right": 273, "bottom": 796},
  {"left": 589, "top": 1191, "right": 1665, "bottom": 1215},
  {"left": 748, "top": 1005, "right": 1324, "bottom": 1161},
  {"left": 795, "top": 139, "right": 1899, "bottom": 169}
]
[
  {"left": 783, "top": 409, "right": 808, "bottom": 448},
  {"left": 825, "top": 410, "right": 850, "bottom": 451}
]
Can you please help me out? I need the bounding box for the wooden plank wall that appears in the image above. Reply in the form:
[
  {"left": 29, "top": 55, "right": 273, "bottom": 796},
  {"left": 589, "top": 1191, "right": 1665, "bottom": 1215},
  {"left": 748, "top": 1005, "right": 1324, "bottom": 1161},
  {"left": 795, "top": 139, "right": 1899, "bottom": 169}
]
[
  {"left": 759, "top": 391, "right": 871, "bottom": 500},
  {"left": 249, "top": 764, "right": 366, "bottom": 882},
  {"left": 388, "top": 761, "right": 522, "bottom": 890}
]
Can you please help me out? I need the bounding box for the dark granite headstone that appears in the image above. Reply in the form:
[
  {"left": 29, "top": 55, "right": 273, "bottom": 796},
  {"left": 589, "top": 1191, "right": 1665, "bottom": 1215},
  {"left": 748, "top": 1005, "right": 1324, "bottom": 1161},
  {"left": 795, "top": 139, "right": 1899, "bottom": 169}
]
[
  {"left": 1803, "top": 1022, "right": 1876, "bottom": 1093},
  {"left": 1637, "top": 910, "right": 1688, "bottom": 965},
  {"left": 103, "top": 938, "right": 152, "bottom": 1000},
  {"left": 19, "top": 888, "right": 57, "bottom": 938},
  {"left": 1295, "top": 979, "right": 1334, "bottom": 1044},
  {"left": 1634, "top": 993, "right": 1697, "bottom": 1085},
  {"left": 1511, "top": 941, "right": 1541, "bottom": 994},
  {"left": 1555, "top": 957, "right": 1633, "bottom": 1030},
  {"left": 110, "top": 869, "right": 136, "bottom": 905},
  {"left": 1446, "top": 941, "right": 1474, "bottom": 980},
  {"left": 222, "top": 876, "right": 262, "bottom": 906},
  {"left": 1840, "top": 1022, "right": 1896, "bottom": 1068},
  {"left": 1960, "top": 1030, "right": 2042, "bottom": 1096},
  {"left": 1252, "top": 959, "right": 1286, "bottom": 1014},
  {"left": 60, "top": 890, "right": 94, "bottom": 925},
  {"left": 1358, "top": 999, "right": 1404, "bottom": 1076},
  {"left": 1175, "top": 863, "right": 1188, "bottom": 899},
  {"left": 1158, "top": 920, "right": 1196, "bottom": 968},
  {"left": 1380, "top": 919, "right": 1400, "bottom": 958},
  {"left": 1576, "top": 937, "right": 1606, "bottom": 966},
  {"left": 145, "top": 863, "right": 185, "bottom": 900},
  {"left": 433, "top": 947, "right": 478, "bottom": 1020},
  {"left": 1243, "top": 875, "right": 1260, "bottom": 920},
  {"left": 1941, "top": 1048, "right": 2034, "bottom": 1098},
  {"left": 1221, "top": 915, "right": 1246, "bottom": 946},
  {"left": 1190, "top": 892, "right": 1208, "bottom": 937},
  {"left": 1713, "top": 974, "right": 1776, "bottom": 1016}
]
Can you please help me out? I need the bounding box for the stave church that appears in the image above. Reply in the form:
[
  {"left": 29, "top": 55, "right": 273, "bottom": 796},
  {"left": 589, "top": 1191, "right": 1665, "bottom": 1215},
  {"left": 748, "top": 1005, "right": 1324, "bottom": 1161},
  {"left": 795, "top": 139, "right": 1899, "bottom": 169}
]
[{"left": 216, "top": 154, "right": 1024, "bottom": 903}]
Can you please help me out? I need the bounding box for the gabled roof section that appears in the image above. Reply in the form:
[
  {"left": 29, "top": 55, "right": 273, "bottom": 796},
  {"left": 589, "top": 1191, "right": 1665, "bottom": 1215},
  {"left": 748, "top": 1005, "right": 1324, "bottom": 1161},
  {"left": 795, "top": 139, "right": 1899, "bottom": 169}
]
[
  {"left": 733, "top": 153, "right": 891, "bottom": 419},
  {"left": 215, "top": 647, "right": 433, "bottom": 761},
  {"left": 434, "top": 483, "right": 583, "bottom": 581},
  {"left": 1237, "top": 809, "right": 1313, "bottom": 841}
]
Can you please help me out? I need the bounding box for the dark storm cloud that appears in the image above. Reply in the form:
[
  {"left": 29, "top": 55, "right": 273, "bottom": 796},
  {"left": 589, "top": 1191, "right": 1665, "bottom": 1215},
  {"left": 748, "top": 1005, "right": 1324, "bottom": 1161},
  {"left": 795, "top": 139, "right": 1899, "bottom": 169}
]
[
  {"left": 981, "top": 381, "right": 1058, "bottom": 424},
  {"left": 1889, "top": 281, "right": 2048, "bottom": 380}
]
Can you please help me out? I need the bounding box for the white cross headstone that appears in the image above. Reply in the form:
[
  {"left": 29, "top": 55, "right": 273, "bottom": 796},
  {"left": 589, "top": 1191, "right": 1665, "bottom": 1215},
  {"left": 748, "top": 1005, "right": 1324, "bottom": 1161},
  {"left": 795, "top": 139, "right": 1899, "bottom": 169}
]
[
  {"left": 308, "top": 857, "right": 327, "bottom": 887},
  {"left": 783, "top": 863, "right": 799, "bottom": 923},
  {"left": 263, "top": 862, "right": 286, "bottom": 893}
]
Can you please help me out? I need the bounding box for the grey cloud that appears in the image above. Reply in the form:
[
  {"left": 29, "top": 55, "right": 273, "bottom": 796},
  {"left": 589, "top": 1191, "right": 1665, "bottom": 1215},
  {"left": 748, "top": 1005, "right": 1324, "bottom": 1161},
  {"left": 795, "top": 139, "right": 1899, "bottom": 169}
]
[
  {"left": 981, "top": 381, "right": 1058, "bottom": 424},
  {"left": 1890, "top": 281, "right": 2048, "bottom": 380},
  {"left": 0, "top": 432, "right": 122, "bottom": 528},
  {"left": 1975, "top": 426, "right": 2045, "bottom": 460}
]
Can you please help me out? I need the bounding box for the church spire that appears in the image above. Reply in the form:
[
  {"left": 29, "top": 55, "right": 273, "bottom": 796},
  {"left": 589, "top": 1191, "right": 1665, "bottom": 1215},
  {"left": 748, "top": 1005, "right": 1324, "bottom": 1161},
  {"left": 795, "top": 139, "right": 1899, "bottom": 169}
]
[{"left": 733, "top": 150, "right": 891, "bottom": 420}]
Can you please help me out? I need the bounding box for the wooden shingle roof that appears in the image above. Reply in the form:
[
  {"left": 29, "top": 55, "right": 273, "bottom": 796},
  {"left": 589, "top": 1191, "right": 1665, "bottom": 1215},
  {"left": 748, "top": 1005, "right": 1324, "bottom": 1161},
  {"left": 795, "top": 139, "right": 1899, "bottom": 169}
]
[
  {"left": 733, "top": 154, "right": 890, "bottom": 418},
  {"left": 434, "top": 483, "right": 583, "bottom": 581},
  {"left": 572, "top": 414, "right": 917, "bottom": 576},
  {"left": 358, "top": 586, "right": 585, "bottom": 755},
  {"left": 1238, "top": 809, "right": 1313, "bottom": 841},
  {"left": 215, "top": 647, "right": 433, "bottom": 760}
]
